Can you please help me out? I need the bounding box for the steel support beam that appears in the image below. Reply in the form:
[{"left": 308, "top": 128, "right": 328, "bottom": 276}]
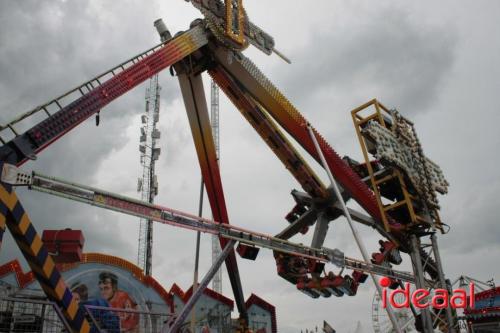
[
  {"left": 275, "top": 209, "right": 317, "bottom": 240},
  {"left": 431, "top": 233, "right": 456, "bottom": 332},
  {"left": 311, "top": 211, "right": 330, "bottom": 249},
  {"left": 306, "top": 124, "right": 403, "bottom": 333},
  {"left": 410, "top": 235, "right": 434, "bottom": 332},
  {"left": 335, "top": 204, "right": 397, "bottom": 244},
  {"left": 165, "top": 240, "right": 236, "bottom": 333},
  {"left": 176, "top": 70, "right": 246, "bottom": 318}
]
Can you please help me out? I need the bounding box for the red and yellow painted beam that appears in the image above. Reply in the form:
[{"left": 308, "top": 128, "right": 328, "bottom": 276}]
[
  {"left": 0, "top": 180, "right": 90, "bottom": 332},
  {"left": 177, "top": 73, "right": 230, "bottom": 235},
  {"left": 5, "top": 25, "right": 208, "bottom": 168},
  {"left": 176, "top": 71, "right": 247, "bottom": 317},
  {"left": 211, "top": 46, "right": 394, "bottom": 229},
  {"left": 209, "top": 65, "right": 327, "bottom": 199}
]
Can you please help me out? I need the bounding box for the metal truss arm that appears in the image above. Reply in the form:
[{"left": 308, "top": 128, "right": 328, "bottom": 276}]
[
  {"left": 209, "top": 65, "right": 327, "bottom": 199},
  {"left": 0, "top": 25, "right": 208, "bottom": 166},
  {"left": 1, "top": 164, "right": 419, "bottom": 284}
]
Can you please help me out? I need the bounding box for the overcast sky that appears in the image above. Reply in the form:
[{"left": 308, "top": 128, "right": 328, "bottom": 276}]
[{"left": 1, "top": 1, "right": 499, "bottom": 332}]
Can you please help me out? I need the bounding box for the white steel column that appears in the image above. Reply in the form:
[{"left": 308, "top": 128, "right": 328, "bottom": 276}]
[{"left": 306, "top": 124, "right": 403, "bottom": 333}]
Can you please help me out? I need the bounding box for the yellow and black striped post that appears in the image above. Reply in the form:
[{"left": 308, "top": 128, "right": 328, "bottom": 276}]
[
  {"left": 0, "top": 196, "right": 5, "bottom": 252},
  {"left": 0, "top": 178, "right": 90, "bottom": 333}
]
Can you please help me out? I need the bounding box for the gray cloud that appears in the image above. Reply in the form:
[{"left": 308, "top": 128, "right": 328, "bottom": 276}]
[{"left": 275, "top": 5, "right": 457, "bottom": 117}]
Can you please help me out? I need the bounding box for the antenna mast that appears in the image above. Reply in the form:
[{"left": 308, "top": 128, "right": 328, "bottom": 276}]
[{"left": 137, "top": 74, "right": 161, "bottom": 276}]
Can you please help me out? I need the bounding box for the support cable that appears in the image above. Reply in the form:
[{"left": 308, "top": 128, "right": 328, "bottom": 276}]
[{"left": 191, "top": 179, "right": 204, "bottom": 332}]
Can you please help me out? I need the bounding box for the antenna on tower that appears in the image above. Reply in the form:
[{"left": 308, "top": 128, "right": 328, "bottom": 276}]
[
  {"left": 137, "top": 74, "right": 161, "bottom": 276},
  {"left": 210, "top": 79, "right": 222, "bottom": 294}
]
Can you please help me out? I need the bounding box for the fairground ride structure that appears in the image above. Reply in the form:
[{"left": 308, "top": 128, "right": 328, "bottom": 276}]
[{"left": 0, "top": 1, "right": 457, "bottom": 332}]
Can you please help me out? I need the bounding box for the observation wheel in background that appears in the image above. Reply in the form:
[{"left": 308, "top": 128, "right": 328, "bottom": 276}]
[
  {"left": 372, "top": 283, "right": 448, "bottom": 333},
  {"left": 372, "top": 286, "right": 416, "bottom": 333}
]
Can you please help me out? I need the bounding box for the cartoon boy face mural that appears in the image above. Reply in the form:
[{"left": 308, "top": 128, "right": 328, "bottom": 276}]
[{"left": 98, "top": 271, "right": 139, "bottom": 332}]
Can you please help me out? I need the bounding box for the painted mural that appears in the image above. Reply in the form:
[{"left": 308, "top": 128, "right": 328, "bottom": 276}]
[
  {"left": 0, "top": 254, "right": 172, "bottom": 333},
  {"left": 0, "top": 254, "right": 277, "bottom": 333}
]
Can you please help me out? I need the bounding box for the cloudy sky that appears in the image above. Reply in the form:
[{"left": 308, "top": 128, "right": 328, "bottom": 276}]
[{"left": 1, "top": 1, "right": 499, "bottom": 332}]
